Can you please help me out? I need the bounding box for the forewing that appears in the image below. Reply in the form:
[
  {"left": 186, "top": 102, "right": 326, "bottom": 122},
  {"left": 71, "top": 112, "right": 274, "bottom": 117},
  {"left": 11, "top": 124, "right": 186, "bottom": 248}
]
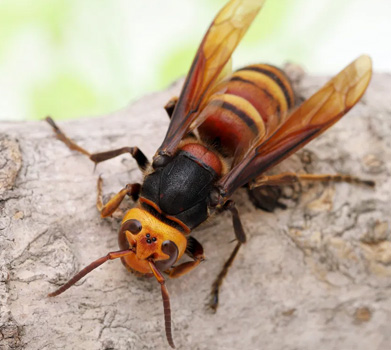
[
  {"left": 157, "top": 0, "right": 266, "bottom": 157},
  {"left": 218, "top": 55, "right": 372, "bottom": 199}
]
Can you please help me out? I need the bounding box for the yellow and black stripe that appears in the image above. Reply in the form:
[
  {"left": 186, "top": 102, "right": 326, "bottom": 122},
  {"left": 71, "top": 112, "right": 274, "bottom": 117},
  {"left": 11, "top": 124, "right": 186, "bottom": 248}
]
[
  {"left": 237, "top": 64, "right": 295, "bottom": 109},
  {"left": 198, "top": 64, "right": 295, "bottom": 159}
]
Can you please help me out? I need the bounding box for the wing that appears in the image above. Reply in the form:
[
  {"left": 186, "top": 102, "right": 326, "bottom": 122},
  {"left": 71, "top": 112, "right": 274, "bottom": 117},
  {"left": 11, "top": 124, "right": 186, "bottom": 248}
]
[
  {"left": 156, "top": 0, "right": 266, "bottom": 158},
  {"left": 217, "top": 55, "right": 373, "bottom": 199}
]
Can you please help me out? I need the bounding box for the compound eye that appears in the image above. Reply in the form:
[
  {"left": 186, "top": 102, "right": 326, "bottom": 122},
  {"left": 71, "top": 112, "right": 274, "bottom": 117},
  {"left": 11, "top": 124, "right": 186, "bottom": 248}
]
[
  {"left": 155, "top": 241, "right": 178, "bottom": 272},
  {"left": 121, "top": 219, "right": 142, "bottom": 235}
]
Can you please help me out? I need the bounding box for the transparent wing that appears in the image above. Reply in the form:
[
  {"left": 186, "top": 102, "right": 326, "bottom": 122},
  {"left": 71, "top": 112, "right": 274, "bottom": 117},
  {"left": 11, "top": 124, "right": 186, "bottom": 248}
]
[
  {"left": 218, "top": 55, "right": 373, "bottom": 199},
  {"left": 156, "top": 0, "right": 266, "bottom": 157}
]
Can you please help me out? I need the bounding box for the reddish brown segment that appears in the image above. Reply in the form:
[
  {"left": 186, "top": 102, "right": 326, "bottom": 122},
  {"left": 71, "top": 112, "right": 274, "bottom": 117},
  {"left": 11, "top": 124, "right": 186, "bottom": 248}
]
[
  {"left": 225, "top": 64, "right": 295, "bottom": 133},
  {"left": 156, "top": 0, "right": 266, "bottom": 158},
  {"left": 218, "top": 55, "right": 373, "bottom": 199},
  {"left": 197, "top": 93, "right": 266, "bottom": 159},
  {"left": 197, "top": 64, "right": 293, "bottom": 162},
  {"left": 181, "top": 143, "right": 223, "bottom": 176}
]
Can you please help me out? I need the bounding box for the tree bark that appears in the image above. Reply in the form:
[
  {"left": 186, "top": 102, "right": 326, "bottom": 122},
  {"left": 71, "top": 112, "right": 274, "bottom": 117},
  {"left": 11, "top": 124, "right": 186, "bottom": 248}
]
[{"left": 1, "top": 69, "right": 390, "bottom": 350}]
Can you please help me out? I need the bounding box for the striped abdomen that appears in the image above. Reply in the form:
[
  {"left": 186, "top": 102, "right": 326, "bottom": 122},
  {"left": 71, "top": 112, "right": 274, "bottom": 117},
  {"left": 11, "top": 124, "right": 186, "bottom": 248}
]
[{"left": 197, "top": 64, "right": 295, "bottom": 160}]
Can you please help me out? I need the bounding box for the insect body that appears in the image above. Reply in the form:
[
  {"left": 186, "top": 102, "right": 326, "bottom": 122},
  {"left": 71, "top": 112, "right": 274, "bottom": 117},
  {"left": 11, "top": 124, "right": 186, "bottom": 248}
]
[{"left": 46, "top": 0, "right": 373, "bottom": 348}]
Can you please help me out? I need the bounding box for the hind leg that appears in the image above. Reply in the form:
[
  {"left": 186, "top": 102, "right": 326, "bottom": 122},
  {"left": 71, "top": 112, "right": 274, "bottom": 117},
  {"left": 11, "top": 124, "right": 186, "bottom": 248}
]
[
  {"left": 253, "top": 172, "right": 375, "bottom": 188},
  {"left": 249, "top": 172, "right": 375, "bottom": 212}
]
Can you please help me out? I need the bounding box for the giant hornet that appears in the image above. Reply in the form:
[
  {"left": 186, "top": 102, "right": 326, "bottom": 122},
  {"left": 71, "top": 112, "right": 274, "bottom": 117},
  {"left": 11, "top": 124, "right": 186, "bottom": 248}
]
[{"left": 46, "top": 0, "right": 373, "bottom": 348}]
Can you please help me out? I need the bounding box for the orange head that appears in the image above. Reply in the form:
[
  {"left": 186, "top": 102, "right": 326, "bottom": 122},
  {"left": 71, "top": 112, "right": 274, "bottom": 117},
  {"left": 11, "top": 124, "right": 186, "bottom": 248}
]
[
  {"left": 118, "top": 207, "right": 187, "bottom": 274},
  {"left": 48, "top": 206, "right": 188, "bottom": 349}
]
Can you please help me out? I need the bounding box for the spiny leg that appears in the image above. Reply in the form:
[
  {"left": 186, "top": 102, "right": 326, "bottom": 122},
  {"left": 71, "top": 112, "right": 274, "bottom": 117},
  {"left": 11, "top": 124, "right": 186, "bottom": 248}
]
[
  {"left": 97, "top": 176, "right": 141, "bottom": 218},
  {"left": 252, "top": 172, "right": 375, "bottom": 188},
  {"left": 210, "top": 200, "right": 245, "bottom": 312},
  {"left": 46, "top": 116, "right": 149, "bottom": 171},
  {"left": 168, "top": 236, "right": 205, "bottom": 278}
]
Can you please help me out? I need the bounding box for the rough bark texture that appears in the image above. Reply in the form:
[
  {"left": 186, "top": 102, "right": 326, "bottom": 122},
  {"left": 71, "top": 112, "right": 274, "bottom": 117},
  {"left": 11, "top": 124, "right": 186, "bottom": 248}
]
[{"left": 0, "top": 69, "right": 390, "bottom": 350}]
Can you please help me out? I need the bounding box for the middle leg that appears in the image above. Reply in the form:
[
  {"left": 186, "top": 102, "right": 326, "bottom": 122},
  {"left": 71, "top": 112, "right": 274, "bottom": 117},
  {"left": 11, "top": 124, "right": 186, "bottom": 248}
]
[
  {"left": 210, "top": 200, "right": 246, "bottom": 312},
  {"left": 210, "top": 241, "right": 242, "bottom": 312}
]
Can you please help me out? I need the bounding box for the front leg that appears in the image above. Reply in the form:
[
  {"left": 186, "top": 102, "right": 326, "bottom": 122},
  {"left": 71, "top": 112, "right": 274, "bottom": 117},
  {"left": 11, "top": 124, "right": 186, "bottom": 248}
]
[
  {"left": 96, "top": 176, "right": 141, "bottom": 218},
  {"left": 168, "top": 236, "right": 205, "bottom": 278}
]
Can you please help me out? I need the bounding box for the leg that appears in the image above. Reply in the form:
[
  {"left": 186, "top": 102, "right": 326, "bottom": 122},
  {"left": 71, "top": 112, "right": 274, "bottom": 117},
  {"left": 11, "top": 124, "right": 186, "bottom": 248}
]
[
  {"left": 168, "top": 236, "right": 205, "bottom": 278},
  {"left": 97, "top": 176, "right": 141, "bottom": 218},
  {"left": 209, "top": 200, "right": 246, "bottom": 311},
  {"left": 224, "top": 200, "right": 246, "bottom": 243},
  {"left": 164, "top": 96, "right": 178, "bottom": 118},
  {"left": 90, "top": 147, "right": 149, "bottom": 171},
  {"left": 210, "top": 242, "right": 242, "bottom": 312},
  {"left": 45, "top": 116, "right": 149, "bottom": 171},
  {"left": 247, "top": 185, "right": 287, "bottom": 212},
  {"left": 252, "top": 172, "right": 375, "bottom": 188}
]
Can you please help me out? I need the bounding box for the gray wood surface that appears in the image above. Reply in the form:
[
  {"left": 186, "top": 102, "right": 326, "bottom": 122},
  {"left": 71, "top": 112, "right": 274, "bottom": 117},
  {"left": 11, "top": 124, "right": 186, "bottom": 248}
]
[{"left": 1, "top": 70, "right": 390, "bottom": 350}]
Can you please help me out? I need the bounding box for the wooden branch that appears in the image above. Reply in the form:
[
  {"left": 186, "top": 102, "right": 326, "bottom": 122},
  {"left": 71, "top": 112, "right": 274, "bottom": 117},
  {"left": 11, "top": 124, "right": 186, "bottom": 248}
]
[{"left": 1, "top": 71, "right": 390, "bottom": 350}]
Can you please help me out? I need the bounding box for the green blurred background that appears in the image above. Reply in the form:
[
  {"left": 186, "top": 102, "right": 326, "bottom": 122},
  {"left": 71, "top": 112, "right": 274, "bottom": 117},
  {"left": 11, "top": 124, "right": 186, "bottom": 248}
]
[{"left": 0, "top": 0, "right": 390, "bottom": 121}]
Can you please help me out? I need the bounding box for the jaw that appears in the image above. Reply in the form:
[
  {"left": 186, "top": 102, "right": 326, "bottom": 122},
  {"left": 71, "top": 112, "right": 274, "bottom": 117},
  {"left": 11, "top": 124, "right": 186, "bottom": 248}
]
[
  {"left": 120, "top": 231, "right": 175, "bottom": 275},
  {"left": 119, "top": 232, "right": 158, "bottom": 274},
  {"left": 121, "top": 251, "right": 152, "bottom": 274},
  {"left": 118, "top": 207, "right": 189, "bottom": 274}
]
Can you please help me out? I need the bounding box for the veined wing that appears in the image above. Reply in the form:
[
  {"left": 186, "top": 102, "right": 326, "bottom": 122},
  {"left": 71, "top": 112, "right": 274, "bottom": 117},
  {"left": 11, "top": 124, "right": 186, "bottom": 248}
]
[
  {"left": 217, "top": 55, "right": 372, "bottom": 199},
  {"left": 156, "top": 0, "right": 266, "bottom": 158}
]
